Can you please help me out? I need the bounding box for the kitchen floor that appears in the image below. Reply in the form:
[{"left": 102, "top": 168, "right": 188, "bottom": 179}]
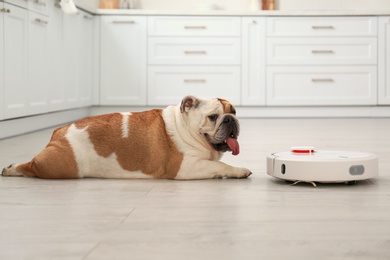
[{"left": 0, "top": 118, "right": 389, "bottom": 260}]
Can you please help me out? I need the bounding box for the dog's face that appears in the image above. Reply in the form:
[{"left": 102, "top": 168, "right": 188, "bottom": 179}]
[{"left": 180, "top": 96, "right": 240, "bottom": 155}]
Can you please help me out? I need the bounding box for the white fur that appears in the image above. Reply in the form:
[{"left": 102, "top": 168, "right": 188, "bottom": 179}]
[
  {"left": 121, "top": 112, "right": 131, "bottom": 138},
  {"left": 65, "top": 124, "right": 151, "bottom": 179},
  {"left": 162, "top": 98, "right": 251, "bottom": 180}
]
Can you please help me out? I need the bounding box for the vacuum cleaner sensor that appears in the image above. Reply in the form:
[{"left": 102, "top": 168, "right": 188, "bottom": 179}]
[{"left": 266, "top": 147, "right": 378, "bottom": 184}]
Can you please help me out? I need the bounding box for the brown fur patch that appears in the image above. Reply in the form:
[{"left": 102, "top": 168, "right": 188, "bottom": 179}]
[
  {"left": 16, "top": 125, "right": 80, "bottom": 179},
  {"left": 217, "top": 98, "right": 236, "bottom": 115},
  {"left": 74, "top": 109, "right": 183, "bottom": 179}
]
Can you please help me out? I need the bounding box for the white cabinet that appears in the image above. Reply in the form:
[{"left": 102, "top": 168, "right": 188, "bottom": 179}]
[
  {"left": 148, "top": 66, "right": 240, "bottom": 105},
  {"left": 28, "top": 11, "right": 49, "bottom": 115},
  {"left": 79, "top": 11, "right": 94, "bottom": 107},
  {"left": 267, "top": 66, "right": 377, "bottom": 106},
  {"left": 3, "top": 3, "right": 29, "bottom": 119},
  {"left": 100, "top": 16, "right": 147, "bottom": 105},
  {"left": 266, "top": 16, "right": 378, "bottom": 106},
  {"left": 47, "top": 0, "right": 65, "bottom": 111},
  {"left": 0, "top": 2, "right": 4, "bottom": 120},
  {"left": 63, "top": 12, "right": 81, "bottom": 108},
  {"left": 148, "top": 16, "right": 241, "bottom": 106},
  {"left": 28, "top": 0, "right": 49, "bottom": 16},
  {"left": 378, "top": 16, "right": 390, "bottom": 105},
  {"left": 241, "top": 17, "right": 266, "bottom": 106}
]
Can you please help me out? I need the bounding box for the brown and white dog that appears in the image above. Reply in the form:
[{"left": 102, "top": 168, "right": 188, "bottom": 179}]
[{"left": 2, "top": 96, "right": 252, "bottom": 180}]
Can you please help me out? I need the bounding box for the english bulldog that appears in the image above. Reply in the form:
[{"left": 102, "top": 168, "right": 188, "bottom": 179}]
[{"left": 2, "top": 96, "right": 252, "bottom": 180}]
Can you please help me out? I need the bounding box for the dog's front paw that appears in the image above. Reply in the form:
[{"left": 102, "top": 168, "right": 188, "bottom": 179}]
[
  {"left": 2, "top": 164, "right": 23, "bottom": 177},
  {"left": 228, "top": 167, "right": 252, "bottom": 179}
]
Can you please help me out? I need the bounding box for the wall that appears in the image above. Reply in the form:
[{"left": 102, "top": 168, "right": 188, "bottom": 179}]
[{"left": 77, "top": 0, "right": 390, "bottom": 11}]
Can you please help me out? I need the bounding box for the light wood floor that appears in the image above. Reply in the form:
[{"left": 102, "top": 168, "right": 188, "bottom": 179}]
[{"left": 1, "top": 118, "right": 390, "bottom": 260}]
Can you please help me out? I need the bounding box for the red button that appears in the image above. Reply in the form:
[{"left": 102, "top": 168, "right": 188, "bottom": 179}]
[{"left": 291, "top": 146, "right": 316, "bottom": 153}]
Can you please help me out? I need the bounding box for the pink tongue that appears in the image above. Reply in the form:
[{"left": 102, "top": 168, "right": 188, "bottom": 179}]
[{"left": 226, "top": 137, "right": 240, "bottom": 156}]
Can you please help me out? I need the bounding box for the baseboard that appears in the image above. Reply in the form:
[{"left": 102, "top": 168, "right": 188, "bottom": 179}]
[
  {"left": 0, "top": 108, "right": 90, "bottom": 139},
  {"left": 1, "top": 105, "right": 389, "bottom": 139}
]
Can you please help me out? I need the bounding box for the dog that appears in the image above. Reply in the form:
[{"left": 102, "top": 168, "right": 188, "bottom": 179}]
[{"left": 2, "top": 96, "right": 252, "bottom": 180}]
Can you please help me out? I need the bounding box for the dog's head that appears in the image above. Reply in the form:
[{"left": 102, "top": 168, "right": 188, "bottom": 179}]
[{"left": 180, "top": 95, "right": 240, "bottom": 155}]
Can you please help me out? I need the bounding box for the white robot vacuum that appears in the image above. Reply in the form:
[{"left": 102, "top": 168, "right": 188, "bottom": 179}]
[{"left": 266, "top": 146, "right": 378, "bottom": 186}]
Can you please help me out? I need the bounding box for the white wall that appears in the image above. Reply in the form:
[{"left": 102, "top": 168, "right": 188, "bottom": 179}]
[{"left": 79, "top": 0, "right": 390, "bottom": 10}]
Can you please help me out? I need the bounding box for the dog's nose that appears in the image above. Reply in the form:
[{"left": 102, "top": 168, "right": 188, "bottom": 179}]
[{"left": 223, "top": 115, "right": 233, "bottom": 124}]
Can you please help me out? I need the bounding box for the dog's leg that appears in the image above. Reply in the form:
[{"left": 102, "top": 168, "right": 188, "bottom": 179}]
[
  {"left": 175, "top": 158, "right": 252, "bottom": 180},
  {"left": 1, "top": 164, "right": 25, "bottom": 177}
]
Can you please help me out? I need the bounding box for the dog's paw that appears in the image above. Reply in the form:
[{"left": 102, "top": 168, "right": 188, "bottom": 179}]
[
  {"left": 2, "top": 164, "right": 23, "bottom": 177},
  {"left": 228, "top": 167, "right": 252, "bottom": 179}
]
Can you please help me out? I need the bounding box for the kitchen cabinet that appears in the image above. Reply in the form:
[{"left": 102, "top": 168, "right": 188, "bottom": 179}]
[
  {"left": 266, "top": 16, "right": 377, "bottom": 106},
  {"left": 3, "top": 3, "right": 29, "bottom": 119},
  {"left": 100, "top": 16, "right": 147, "bottom": 105},
  {"left": 63, "top": 11, "right": 81, "bottom": 108},
  {"left": 241, "top": 17, "right": 266, "bottom": 106},
  {"left": 28, "top": 11, "right": 49, "bottom": 116},
  {"left": 47, "top": 0, "right": 65, "bottom": 111},
  {"left": 147, "top": 16, "right": 241, "bottom": 106},
  {"left": 379, "top": 16, "right": 390, "bottom": 105},
  {"left": 0, "top": 2, "right": 4, "bottom": 120},
  {"left": 79, "top": 10, "right": 94, "bottom": 107}
]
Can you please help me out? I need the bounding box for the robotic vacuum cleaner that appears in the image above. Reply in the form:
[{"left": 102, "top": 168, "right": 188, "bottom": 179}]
[{"left": 266, "top": 146, "right": 378, "bottom": 185}]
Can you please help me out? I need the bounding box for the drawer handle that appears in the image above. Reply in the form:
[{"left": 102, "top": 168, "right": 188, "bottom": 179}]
[
  {"left": 113, "top": 20, "right": 135, "bottom": 24},
  {"left": 34, "top": 18, "right": 48, "bottom": 25},
  {"left": 33, "top": 0, "right": 47, "bottom": 6},
  {"left": 84, "top": 15, "right": 93, "bottom": 20},
  {"left": 0, "top": 8, "right": 11, "bottom": 13},
  {"left": 184, "top": 51, "right": 207, "bottom": 55},
  {"left": 312, "top": 26, "right": 334, "bottom": 29},
  {"left": 312, "top": 50, "right": 334, "bottom": 54},
  {"left": 184, "top": 26, "right": 207, "bottom": 29},
  {"left": 184, "top": 79, "right": 206, "bottom": 83},
  {"left": 312, "top": 78, "right": 334, "bottom": 82}
]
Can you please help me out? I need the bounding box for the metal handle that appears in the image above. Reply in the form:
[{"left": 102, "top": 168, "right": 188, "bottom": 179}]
[
  {"left": 35, "top": 18, "right": 48, "bottom": 24},
  {"left": 83, "top": 15, "right": 93, "bottom": 20},
  {"left": 312, "top": 50, "right": 334, "bottom": 54},
  {"left": 312, "top": 78, "right": 334, "bottom": 82},
  {"left": 184, "top": 26, "right": 207, "bottom": 29},
  {"left": 33, "top": 0, "right": 46, "bottom": 6},
  {"left": 0, "top": 8, "right": 11, "bottom": 13},
  {"left": 312, "top": 26, "right": 334, "bottom": 29},
  {"left": 184, "top": 51, "right": 207, "bottom": 55},
  {"left": 184, "top": 79, "right": 206, "bottom": 83},
  {"left": 113, "top": 20, "right": 135, "bottom": 24}
]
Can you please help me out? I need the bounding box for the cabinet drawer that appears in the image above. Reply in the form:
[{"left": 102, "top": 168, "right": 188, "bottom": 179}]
[
  {"left": 29, "top": 0, "right": 49, "bottom": 16},
  {"left": 148, "top": 37, "right": 240, "bottom": 65},
  {"left": 148, "top": 16, "right": 241, "bottom": 36},
  {"left": 267, "top": 66, "right": 377, "bottom": 106},
  {"left": 148, "top": 66, "right": 240, "bottom": 105},
  {"left": 267, "top": 38, "right": 377, "bottom": 65},
  {"left": 267, "top": 17, "right": 377, "bottom": 37}
]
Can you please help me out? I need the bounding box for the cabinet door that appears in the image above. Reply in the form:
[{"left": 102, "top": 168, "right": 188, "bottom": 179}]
[
  {"left": 79, "top": 11, "right": 94, "bottom": 107},
  {"left": 63, "top": 12, "right": 80, "bottom": 108},
  {"left": 241, "top": 17, "right": 266, "bottom": 106},
  {"left": 0, "top": 2, "right": 4, "bottom": 120},
  {"left": 28, "top": 12, "right": 49, "bottom": 115},
  {"left": 378, "top": 16, "right": 390, "bottom": 105},
  {"left": 47, "top": 1, "right": 65, "bottom": 111},
  {"left": 100, "top": 16, "right": 147, "bottom": 105},
  {"left": 3, "top": 4, "right": 28, "bottom": 119}
]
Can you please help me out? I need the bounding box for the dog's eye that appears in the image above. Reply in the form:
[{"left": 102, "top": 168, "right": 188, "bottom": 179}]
[{"left": 208, "top": 114, "right": 219, "bottom": 122}]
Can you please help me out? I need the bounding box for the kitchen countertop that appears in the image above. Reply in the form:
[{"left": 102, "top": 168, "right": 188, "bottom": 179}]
[{"left": 75, "top": 4, "right": 390, "bottom": 16}]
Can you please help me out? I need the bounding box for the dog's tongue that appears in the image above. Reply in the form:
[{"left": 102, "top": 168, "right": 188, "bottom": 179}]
[{"left": 226, "top": 137, "right": 240, "bottom": 156}]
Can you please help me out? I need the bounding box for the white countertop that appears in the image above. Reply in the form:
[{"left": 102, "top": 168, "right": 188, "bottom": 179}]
[{"left": 76, "top": 5, "right": 390, "bottom": 16}]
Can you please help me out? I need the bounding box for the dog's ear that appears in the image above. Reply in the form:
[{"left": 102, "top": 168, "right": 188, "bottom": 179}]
[{"left": 180, "top": 95, "right": 200, "bottom": 113}]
